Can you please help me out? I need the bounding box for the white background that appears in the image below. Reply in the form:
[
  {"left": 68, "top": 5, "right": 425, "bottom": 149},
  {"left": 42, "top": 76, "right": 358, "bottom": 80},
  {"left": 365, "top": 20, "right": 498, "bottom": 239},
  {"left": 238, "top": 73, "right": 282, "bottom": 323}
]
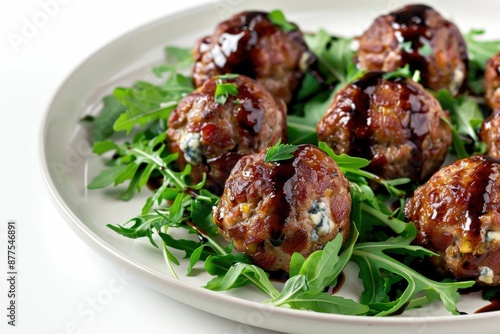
[{"left": 1, "top": 0, "right": 281, "bottom": 333}]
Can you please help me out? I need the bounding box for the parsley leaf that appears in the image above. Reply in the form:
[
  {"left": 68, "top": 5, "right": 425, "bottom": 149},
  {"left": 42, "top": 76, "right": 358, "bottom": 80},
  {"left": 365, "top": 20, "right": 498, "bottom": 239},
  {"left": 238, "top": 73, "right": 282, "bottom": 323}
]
[
  {"left": 264, "top": 139, "right": 298, "bottom": 162},
  {"left": 268, "top": 9, "right": 296, "bottom": 32},
  {"left": 214, "top": 74, "right": 239, "bottom": 104}
]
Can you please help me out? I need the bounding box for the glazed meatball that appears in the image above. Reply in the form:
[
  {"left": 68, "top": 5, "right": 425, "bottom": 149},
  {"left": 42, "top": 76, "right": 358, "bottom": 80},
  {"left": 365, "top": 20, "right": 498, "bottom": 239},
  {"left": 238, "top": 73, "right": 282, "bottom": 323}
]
[
  {"left": 192, "top": 11, "right": 310, "bottom": 104},
  {"left": 167, "top": 74, "right": 286, "bottom": 193},
  {"left": 481, "top": 110, "right": 500, "bottom": 158},
  {"left": 316, "top": 71, "right": 452, "bottom": 182},
  {"left": 405, "top": 155, "right": 500, "bottom": 286},
  {"left": 355, "top": 4, "right": 468, "bottom": 95},
  {"left": 213, "top": 144, "right": 351, "bottom": 272},
  {"left": 484, "top": 52, "right": 500, "bottom": 110}
]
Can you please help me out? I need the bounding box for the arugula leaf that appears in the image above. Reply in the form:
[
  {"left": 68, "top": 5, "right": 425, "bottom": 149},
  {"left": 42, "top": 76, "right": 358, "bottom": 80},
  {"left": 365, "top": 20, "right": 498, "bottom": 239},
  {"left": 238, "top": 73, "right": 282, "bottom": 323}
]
[
  {"left": 264, "top": 139, "right": 298, "bottom": 162},
  {"left": 294, "top": 228, "right": 358, "bottom": 292},
  {"left": 304, "top": 30, "right": 358, "bottom": 87},
  {"left": 276, "top": 291, "right": 369, "bottom": 315},
  {"left": 286, "top": 115, "right": 318, "bottom": 145},
  {"left": 205, "top": 263, "right": 280, "bottom": 297},
  {"left": 268, "top": 237, "right": 368, "bottom": 315},
  {"left": 106, "top": 213, "right": 167, "bottom": 248},
  {"left": 288, "top": 32, "right": 362, "bottom": 145},
  {"left": 318, "top": 142, "right": 409, "bottom": 198},
  {"left": 433, "top": 89, "right": 485, "bottom": 157},
  {"left": 464, "top": 29, "right": 500, "bottom": 94},
  {"left": 152, "top": 46, "right": 194, "bottom": 77},
  {"left": 91, "top": 95, "right": 127, "bottom": 142},
  {"left": 204, "top": 252, "right": 252, "bottom": 276},
  {"left": 465, "top": 29, "right": 500, "bottom": 71},
  {"left": 352, "top": 224, "right": 475, "bottom": 315},
  {"left": 268, "top": 9, "right": 296, "bottom": 32},
  {"left": 190, "top": 189, "right": 220, "bottom": 236},
  {"left": 113, "top": 75, "right": 193, "bottom": 134}
]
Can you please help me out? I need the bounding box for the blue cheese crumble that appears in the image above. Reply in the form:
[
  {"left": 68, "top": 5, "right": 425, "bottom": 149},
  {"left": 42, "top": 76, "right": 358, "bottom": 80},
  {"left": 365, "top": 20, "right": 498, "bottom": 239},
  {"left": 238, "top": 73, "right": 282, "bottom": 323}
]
[
  {"left": 478, "top": 266, "right": 495, "bottom": 284},
  {"left": 308, "top": 200, "right": 333, "bottom": 241},
  {"left": 179, "top": 131, "right": 203, "bottom": 165}
]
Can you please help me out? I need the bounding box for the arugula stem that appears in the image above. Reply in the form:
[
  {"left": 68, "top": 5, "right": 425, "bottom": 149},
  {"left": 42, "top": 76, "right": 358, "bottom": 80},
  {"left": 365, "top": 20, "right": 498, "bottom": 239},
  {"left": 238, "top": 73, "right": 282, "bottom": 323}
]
[
  {"left": 129, "top": 147, "right": 185, "bottom": 189},
  {"left": 345, "top": 168, "right": 407, "bottom": 197},
  {"left": 248, "top": 275, "right": 280, "bottom": 299},
  {"left": 187, "top": 221, "right": 228, "bottom": 256},
  {"left": 360, "top": 203, "right": 406, "bottom": 234},
  {"left": 161, "top": 225, "right": 180, "bottom": 279}
]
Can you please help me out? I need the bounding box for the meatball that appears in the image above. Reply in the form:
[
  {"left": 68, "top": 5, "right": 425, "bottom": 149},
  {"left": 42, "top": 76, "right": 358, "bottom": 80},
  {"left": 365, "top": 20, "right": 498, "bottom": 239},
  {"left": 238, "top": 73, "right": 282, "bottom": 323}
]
[
  {"left": 481, "top": 109, "right": 500, "bottom": 158},
  {"left": 213, "top": 144, "right": 351, "bottom": 272},
  {"left": 316, "top": 71, "right": 452, "bottom": 182},
  {"left": 192, "top": 10, "right": 310, "bottom": 104},
  {"left": 167, "top": 74, "right": 286, "bottom": 193},
  {"left": 355, "top": 4, "right": 468, "bottom": 95},
  {"left": 484, "top": 52, "right": 500, "bottom": 110},
  {"left": 405, "top": 155, "right": 500, "bottom": 286}
]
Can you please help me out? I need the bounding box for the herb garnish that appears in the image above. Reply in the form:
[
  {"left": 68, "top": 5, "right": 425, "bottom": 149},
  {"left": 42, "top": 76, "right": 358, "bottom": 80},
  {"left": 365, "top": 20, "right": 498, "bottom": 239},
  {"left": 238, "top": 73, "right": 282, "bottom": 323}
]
[
  {"left": 264, "top": 139, "right": 298, "bottom": 163},
  {"left": 214, "top": 73, "right": 239, "bottom": 104},
  {"left": 268, "top": 9, "right": 296, "bottom": 32}
]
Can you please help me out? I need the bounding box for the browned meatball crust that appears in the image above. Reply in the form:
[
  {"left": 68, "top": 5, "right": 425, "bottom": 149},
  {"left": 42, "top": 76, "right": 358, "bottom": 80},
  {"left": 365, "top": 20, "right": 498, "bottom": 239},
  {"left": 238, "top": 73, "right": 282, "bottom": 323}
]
[
  {"left": 316, "top": 71, "right": 452, "bottom": 182},
  {"left": 213, "top": 144, "right": 352, "bottom": 272},
  {"left": 192, "top": 11, "right": 310, "bottom": 104},
  {"left": 405, "top": 155, "right": 500, "bottom": 286},
  {"left": 355, "top": 4, "right": 468, "bottom": 95},
  {"left": 484, "top": 52, "right": 500, "bottom": 110},
  {"left": 481, "top": 109, "right": 500, "bottom": 158},
  {"left": 167, "top": 74, "right": 286, "bottom": 193}
]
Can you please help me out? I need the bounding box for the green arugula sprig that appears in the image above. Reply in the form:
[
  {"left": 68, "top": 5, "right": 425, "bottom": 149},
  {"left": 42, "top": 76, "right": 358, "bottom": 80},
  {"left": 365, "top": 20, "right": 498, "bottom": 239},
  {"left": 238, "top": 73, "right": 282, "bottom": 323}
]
[
  {"left": 287, "top": 31, "right": 362, "bottom": 144},
  {"left": 152, "top": 46, "right": 194, "bottom": 77},
  {"left": 352, "top": 224, "right": 475, "bottom": 316},
  {"left": 465, "top": 29, "right": 500, "bottom": 94},
  {"left": 89, "top": 130, "right": 248, "bottom": 278},
  {"left": 206, "top": 232, "right": 369, "bottom": 315},
  {"left": 433, "top": 89, "right": 486, "bottom": 158},
  {"left": 90, "top": 47, "right": 194, "bottom": 140},
  {"left": 113, "top": 75, "right": 193, "bottom": 134}
]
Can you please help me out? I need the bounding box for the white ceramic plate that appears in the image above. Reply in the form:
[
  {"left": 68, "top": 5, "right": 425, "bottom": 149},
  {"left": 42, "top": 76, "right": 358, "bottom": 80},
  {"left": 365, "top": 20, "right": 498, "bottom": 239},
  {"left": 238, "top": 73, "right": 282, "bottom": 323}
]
[{"left": 40, "top": 0, "right": 500, "bottom": 333}]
